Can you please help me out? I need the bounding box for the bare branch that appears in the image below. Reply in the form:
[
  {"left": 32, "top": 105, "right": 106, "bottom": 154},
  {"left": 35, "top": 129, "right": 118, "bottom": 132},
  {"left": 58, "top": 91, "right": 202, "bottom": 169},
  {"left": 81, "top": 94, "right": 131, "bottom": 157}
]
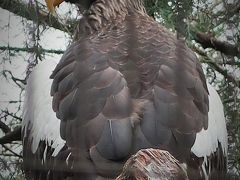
[
  {"left": 0, "top": 126, "right": 21, "bottom": 145},
  {"left": 193, "top": 32, "right": 240, "bottom": 58},
  {"left": 0, "top": 46, "right": 64, "bottom": 54},
  {"left": 1, "top": 110, "right": 22, "bottom": 122},
  {"left": 1, "top": 70, "right": 26, "bottom": 89},
  {"left": 1, "top": 144, "right": 22, "bottom": 158},
  {"left": 0, "top": 121, "right": 11, "bottom": 134},
  {"left": 192, "top": 46, "right": 240, "bottom": 88},
  {"left": 0, "top": 0, "right": 75, "bottom": 34}
]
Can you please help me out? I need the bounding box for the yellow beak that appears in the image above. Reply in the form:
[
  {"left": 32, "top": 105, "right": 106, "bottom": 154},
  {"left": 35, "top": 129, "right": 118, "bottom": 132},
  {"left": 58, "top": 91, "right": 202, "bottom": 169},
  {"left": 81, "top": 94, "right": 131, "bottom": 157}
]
[{"left": 45, "top": 0, "right": 64, "bottom": 12}]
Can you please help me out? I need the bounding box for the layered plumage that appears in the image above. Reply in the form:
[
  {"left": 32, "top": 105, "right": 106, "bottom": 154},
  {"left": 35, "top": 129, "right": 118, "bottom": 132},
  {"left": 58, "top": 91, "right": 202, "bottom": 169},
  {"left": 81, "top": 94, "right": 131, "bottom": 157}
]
[{"left": 22, "top": 0, "right": 227, "bottom": 179}]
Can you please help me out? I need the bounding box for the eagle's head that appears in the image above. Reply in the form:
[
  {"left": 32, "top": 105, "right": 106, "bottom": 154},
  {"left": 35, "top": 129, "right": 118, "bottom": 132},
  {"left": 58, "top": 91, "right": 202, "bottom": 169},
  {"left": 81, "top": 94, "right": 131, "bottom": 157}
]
[
  {"left": 46, "top": 0, "right": 146, "bottom": 36},
  {"left": 46, "top": 0, "right": 145, "bottom": 13},
  {"left": 45, "top": 0, "right": 97, "bottom": 12}
]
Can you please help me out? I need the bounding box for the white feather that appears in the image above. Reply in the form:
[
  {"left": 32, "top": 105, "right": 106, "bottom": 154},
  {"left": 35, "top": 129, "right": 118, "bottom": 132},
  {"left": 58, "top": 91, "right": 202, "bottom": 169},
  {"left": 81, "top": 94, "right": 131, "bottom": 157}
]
[
  {"left": 191, "top": 83, "right": 228, "bottom": 157},
  {"left": 22, "top": 59, "right": 65, "bottom": 156},
  {"left": 191, "top": 83, "right": 228, "bottom": 179}
]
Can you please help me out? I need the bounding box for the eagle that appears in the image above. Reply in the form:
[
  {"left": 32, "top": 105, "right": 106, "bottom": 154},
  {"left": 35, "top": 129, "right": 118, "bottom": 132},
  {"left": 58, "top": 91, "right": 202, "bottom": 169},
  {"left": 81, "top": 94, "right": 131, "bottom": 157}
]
[{"left": 22, "top": 0, "right": 228, "bottom": 179}]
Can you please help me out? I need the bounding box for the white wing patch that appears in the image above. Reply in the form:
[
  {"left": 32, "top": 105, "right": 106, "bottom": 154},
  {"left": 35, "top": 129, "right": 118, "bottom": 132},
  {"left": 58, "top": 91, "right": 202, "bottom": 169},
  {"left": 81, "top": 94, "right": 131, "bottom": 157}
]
[
  {"left": 192, "top": 83, "right": 227, "bottom": 157},
  {"left": 22, "top": 59, "right": 65, "bottom": 156},
  {"left": 191, "top": 83, "right": 228, "bottom": 179}
]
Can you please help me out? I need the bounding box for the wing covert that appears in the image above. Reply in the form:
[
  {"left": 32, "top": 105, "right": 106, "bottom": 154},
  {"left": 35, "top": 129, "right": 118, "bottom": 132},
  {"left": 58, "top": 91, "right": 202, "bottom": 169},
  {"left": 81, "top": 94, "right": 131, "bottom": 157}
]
[{"left": 50, "top": 38, "right": 136, "bottom": 177}]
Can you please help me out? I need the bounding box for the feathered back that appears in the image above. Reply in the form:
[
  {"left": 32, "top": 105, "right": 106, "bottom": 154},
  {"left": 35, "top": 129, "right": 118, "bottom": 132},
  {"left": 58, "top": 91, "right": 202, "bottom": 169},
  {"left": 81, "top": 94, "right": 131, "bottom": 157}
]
[{"left": 22, "top": 0, "right": 227, "bottom": 179}]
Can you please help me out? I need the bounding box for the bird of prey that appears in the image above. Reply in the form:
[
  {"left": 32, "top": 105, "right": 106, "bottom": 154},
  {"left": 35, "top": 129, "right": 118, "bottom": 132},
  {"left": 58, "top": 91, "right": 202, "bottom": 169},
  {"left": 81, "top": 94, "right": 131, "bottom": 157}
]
[{"left": 22, "top": 0, "right": 228, "bottom": 179}]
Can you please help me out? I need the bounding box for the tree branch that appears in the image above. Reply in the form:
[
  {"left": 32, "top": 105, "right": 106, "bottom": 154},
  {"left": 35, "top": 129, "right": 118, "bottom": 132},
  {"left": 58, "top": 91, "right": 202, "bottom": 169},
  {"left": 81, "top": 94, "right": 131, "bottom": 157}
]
[
  {"left": 0, "top": 46, "right": 64, "bottom": 54},
  {"left": 2, "top": 144, "right": 22, "bottom": 158},
  {"left": 0, "top": 126, "right": 21, "bottom": 145},
  {"left": 2, "top": 70, "right": 26, "bottom": 88},
  {"left": 193, "top": 32, "right": 240, "bottom": 58},
  {"left": 192, "top": 46, "right": 240, "bottom": 88},
  {"left": 0, "top": 121, "right": 11, "bottom": 134},
  {"left": 1, "top": 110, "right": 22, "bottom": 122},
  {"left": 0, "top": 0, "right": 75, "bottom": 34}
]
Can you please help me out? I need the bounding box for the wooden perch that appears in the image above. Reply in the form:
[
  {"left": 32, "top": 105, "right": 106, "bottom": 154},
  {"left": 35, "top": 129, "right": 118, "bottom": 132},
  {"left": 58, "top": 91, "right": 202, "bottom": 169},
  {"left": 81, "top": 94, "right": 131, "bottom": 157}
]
[{"left": 116, "top": 149, "right": 188, "bottom": 180}]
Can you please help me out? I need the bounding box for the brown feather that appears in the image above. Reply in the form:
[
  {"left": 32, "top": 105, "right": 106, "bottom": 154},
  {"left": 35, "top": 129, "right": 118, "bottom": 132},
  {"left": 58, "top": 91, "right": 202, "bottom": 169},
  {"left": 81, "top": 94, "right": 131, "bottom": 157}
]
[{"left": 25, "top": 0, "right": 211, "bottom": 179}]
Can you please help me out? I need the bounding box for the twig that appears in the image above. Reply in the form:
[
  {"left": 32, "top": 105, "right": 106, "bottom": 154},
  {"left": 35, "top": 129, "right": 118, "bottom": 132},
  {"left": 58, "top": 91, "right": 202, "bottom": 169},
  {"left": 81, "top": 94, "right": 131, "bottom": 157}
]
[
  {"left": 0, "top": 121, "right": 11, "bottom": 134},
  {"left": 0, "top": 46, "right": 64, "bottom": 54},
  {"left": 1, "top": 70, "right": 26, "bottom": 89},
  {"left": 0, "top": 126, "right": 21, "bottom": 145},
  {"left": 193, "top": 32, "right": 240, "bottom": 58},
  {"left": 0, "top": 0, "right": 75, "bottom": 34},
  {"left": 1, "top": 144, "right": 22, "bottom": 158},
  {"left": 192, "top": 46, "right": 240, "bottom": 88},
  {"left": 1, "top": 110, "right": 22, "bottom": 122}
]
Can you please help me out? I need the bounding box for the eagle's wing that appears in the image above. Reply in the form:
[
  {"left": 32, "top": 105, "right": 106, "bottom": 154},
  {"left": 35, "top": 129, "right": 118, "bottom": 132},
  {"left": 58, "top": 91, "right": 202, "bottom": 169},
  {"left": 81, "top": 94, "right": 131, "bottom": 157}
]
[
  {"left": 125, "top": 17, "right": 209, "bottom": 163},
  {"left": 22, "top": 55, "right": 227, "bottom": 179},
  {"left": 22, "top": 59, "right": 66, "bottom": 179},
  {"left": 192, "top": 84, "right": 227, "bottom": 157},
  {"left": 191, "top": 83, "right": 228, "bottom": 178},
  {"left": 49, "top": 39, "right": 136, "bottom": 177},
  {"left": 22, "top": 59, "right": 65, "bottom": 155}
]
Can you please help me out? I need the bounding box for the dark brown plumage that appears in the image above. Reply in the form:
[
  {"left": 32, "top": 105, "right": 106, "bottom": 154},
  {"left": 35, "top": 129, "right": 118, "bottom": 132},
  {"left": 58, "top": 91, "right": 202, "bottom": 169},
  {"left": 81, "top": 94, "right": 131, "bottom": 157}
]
[
  {"left": 22, "top": 0, "right": 227, "bottom": 179},
  {"left": 50, "top": 0, "right": 208, "bottom": 178}
]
